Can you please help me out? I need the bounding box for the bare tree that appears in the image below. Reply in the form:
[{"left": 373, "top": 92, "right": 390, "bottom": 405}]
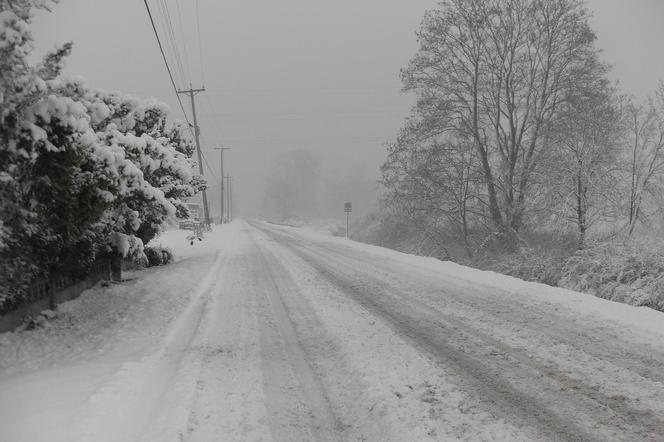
[
  {"left": 544, "top": 71, "right": 623, "bottom": 248},
  {"left": 400, "top": 0, "right": 607, "bottom": 244},
  {"left": 382, "top": 120, "right": 484, "bottom": 258},
  {"left": 624, "top": 88, "right": 664, "bottom": 235}
]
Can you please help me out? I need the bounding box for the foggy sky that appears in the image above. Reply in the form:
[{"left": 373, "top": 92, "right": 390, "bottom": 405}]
[{"left": 31, "top": 0, "right": 664, "bottom": 219}]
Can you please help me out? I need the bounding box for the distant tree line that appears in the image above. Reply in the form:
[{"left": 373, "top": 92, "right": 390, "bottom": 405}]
[
  {"left": 0, "top": 1, "right": 204, "bottom": 310},
  {"left": 381, "top": 0, "right": 664, "bottom": 258},
  {"left": 262, "top": 149, "right": 377, "bottom": 221}
]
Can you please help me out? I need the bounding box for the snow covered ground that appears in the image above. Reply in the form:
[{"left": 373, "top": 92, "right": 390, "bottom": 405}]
[{"left": 2, "top": 220, "right": 664, "bottom": 441}]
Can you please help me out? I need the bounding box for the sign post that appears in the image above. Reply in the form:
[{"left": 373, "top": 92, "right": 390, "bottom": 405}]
[{"left": 344, "top": 202, "right": 352, "bottom": 239}]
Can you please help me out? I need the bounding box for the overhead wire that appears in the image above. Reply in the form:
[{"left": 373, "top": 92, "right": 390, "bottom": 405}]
[
  {"left": 155, "top": 0, "right": 185, "bottom": 86},
  {"left": 217, "top": 136, "right": 388, "bottom": 144},
  {"left": 147, "top": 0, "right": 221, "bottom": 187},
  {"left": 154, "top": 1, "right": 177, "bottom": 86},
  {"left": 195, "top": 91, "right": 225, "bottom": 186},
  {"left": 142, "top": 0, "right": 192, "bottom": 127},
  {"left": 195, "top": 0, "right": 205, "bottom": 86},
  {"left": 159, "top": 0, "right": 187, "bottom": 85},
  {"left": 192, "top": 0, "right": 224, "bottom": 178},
  {"left": 204, "top": 86, "right": 398, "bottom": 95},
  {"left": 200, "top": 150, "right": 221, "bottom": 183},
  {"left": 202, "top": 94, "right": 225, "bottom": 142},
  {"left": 174, "top": 0, "right": 193, "bottom": 85}
]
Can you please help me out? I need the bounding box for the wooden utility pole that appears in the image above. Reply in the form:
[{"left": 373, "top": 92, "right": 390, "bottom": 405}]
[
  {"left": 226, "top": 176, "right": 233, "bottom": 222},
  {"left": 177, "top": 84, "right": 210, "bottom": 226},
  {"left": 213, "top": 146, "right": 230, "bottom": 223}
]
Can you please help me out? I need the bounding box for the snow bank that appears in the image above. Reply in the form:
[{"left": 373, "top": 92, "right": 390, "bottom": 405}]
[
  {"left": 270, "top": 222, "right": 664, "bottom": 341},
  {"left": 0, "top": 223, "right": 242, "bottom": 442}
]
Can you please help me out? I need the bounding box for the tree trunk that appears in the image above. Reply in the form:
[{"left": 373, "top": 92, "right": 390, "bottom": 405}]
[{"left": 576, "top": 171, "right": 587, "bottom": 249}]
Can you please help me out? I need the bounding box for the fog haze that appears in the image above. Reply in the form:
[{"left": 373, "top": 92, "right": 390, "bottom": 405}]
[{"left": 31, "top": 0, "right": 664, "bottom": 220}]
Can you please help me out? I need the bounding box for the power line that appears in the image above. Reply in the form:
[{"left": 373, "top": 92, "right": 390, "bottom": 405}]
[
  {"left": 195, "top": 0, "right": 205, "bottom": 86},
  {"left": 142, "top": 0, "right": 192, "bottom": 126},
  {"left": 174, "top": 0, "right": 193, "bottom": 84},
  {"left": 159, "top": 0, "right": 188, "bottom": 86},
  {"left": 154, "top": 0, "right": 181, "bottom": 86},
  {"left": 202, "top": 94, "right": 225, "bottom": 143},
  {"left": 215, "top": 136, "right": 388, "bottom": 144},
  {"left": 198, "top": 110, "right": 406, "bottom": 118},
  {"left": 204, "top": 87, "right": 400, "bottom": 95},
  {"left": 200, "top": 149, "right": 220, "bottom": 184},
  {"left": 146, "top": 0, "right": 219, "bottom": 225},
  {"left": 156, "top": 0, "right": 185, "bottom": 86}
]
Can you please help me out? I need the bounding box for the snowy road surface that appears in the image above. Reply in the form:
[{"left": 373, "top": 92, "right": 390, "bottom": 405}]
[{"left": 2, "top": 221, "right": 664, "bottom": 441}]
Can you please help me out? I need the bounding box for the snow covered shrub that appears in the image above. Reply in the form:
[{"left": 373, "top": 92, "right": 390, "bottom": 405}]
[
  {"left": 352, "top": 209, "right": 461, "bottom": 260},
  {"left": 88, "top": 91, "right": 205, "bottom": 247},
  {"left": 0, "top": 1, "right": 110, "bottom": 300},
  {"left": 143, "top": 246, "right": 173, "bottom": 267},
  {"left": 329, "top": 223, "right": 346, "bottom": 237},
  {"left": 23, "top": 309, "right": 57, "bottom": 330},
  {"left": 0, "top": 1, "right": 204, "bottom": 311},
  {"left": 559, "top": 242, "right": 664, "bottom": 310},
  {"left": 491, "top": 248, "right": 566, "bottom": 287}
]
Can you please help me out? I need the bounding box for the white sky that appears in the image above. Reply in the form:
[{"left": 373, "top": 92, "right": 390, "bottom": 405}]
[{"left": 31, "top": 0, "right": 664, "bottom": 217}]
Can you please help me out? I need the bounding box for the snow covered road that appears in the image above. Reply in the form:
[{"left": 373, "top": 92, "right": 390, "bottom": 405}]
[{"left": 2, "top": 220, "right": 664, "bottom": 441}]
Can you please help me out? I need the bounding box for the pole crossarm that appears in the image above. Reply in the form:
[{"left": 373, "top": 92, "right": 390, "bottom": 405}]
[{"left": 177, "top": 87, "right": 206, "bottom": 95}]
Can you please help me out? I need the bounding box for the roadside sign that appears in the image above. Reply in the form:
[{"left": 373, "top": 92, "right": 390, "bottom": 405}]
[{"left": 344, "top": 202, "right": 352, "bottom": 239}]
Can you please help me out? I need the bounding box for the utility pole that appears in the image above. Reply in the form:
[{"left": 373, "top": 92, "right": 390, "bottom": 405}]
[
  {"left": 226, "top": 176, "right": 233, "bottom": 222},
  {"left": 177, "top": 84, "right": 210, "bottom": 226},
  {"left": 213, "top": 146, "right": 230, "bottom": 223}
]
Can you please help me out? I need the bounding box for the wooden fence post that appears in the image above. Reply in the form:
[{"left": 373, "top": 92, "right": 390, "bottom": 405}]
[
  {"left": 110, "top": 253, "right": 122, "bottom": 282},
  {"left": 49, "top": 280, "right": 56, "bottom": 310}
]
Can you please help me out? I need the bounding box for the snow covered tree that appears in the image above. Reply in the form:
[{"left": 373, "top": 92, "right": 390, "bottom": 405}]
[
  {"left": 90, "top": 92, "right": 204, "bottom": 245},
  {"left": 0, "top": 1, "right": 113, "bottom": 304},
  {"left": 621, "top": 92, "right": 664, "bottom": 235},
  {"left": 0, "top": 1, "right": 204, "bottom": 308},
  {"left": 541, "top": 66, "right": 624, "bottom": 247},
  {"left": 399, "top": 0, "right": 608, "bottom": 244},
  {"left": 382, "top": 120, "right": 483, "bottom": 258}
]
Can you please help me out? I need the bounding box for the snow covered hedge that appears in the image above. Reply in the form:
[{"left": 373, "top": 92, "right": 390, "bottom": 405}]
[
  {"left": 559, "top": 242, "right": 664, "bottom": 311},
  {"left": 0, "top": 0, "right": 204, "bottom": 312},
  {"left": 486, "top": 241, "right": 664, "bottom": 312}
]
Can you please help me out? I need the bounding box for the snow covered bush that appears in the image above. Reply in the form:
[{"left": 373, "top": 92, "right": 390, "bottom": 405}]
[
  {"left": 0, "top": 1, "right": 204, "bottom": 311},
  {"left": 92, "top": 92, "right": 205, "bottom": 245},
  {"left": 0, "top": 1, "right": 108, "bottom": 304},
  {"left": 490, "top": 249, "right": 567, "bottom": 287},
  {"left": 559, "top": 242, "right": 664, "bottom": 310},
  {"left": 481, "top": 240, "right": 664, "bottom": 312},
  {"left": 143, "top": 245, "right": 174, "bottom": 267}
]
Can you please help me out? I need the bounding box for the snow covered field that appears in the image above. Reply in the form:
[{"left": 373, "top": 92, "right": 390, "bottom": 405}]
[{"left": 2, "top": 220, "right": 664, "bottom": 441}]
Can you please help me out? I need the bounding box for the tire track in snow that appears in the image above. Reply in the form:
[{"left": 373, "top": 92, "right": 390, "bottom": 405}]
[
  {"left": 247, "top": 226, "right": 341, "bottom": 442},
  {"left": 317, "top": 238, "right": 664, "bottom": 387},
  {"left": 313, "top": 235, "right": 664, "bottom": 388},
  {"left": 73, "top": 250, "right": 228, "bottom": 442},
  {"left": 255, "top": 222, "right": 664, "bottom": 441},
  {"left": 281, "top": 230, "right": 664, "bottom": 433}
]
